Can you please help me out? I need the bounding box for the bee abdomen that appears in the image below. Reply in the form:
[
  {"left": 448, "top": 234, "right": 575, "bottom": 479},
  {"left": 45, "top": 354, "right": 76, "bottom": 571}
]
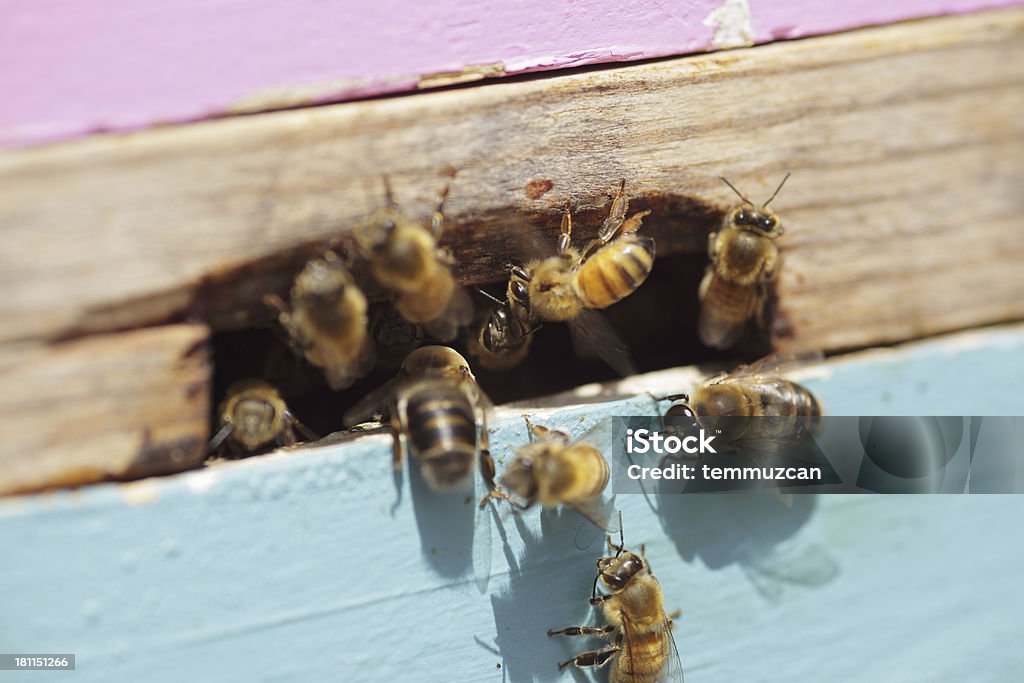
[
  {"left": 405, "top": 387, "right": 477, "bottom": 490},
  {"left": 576, "top": 236, "right": 655, "bottom": 309},
  {"left": 698, "top": 275, "right": 757, "bottom": 348},
  {"left": 551, "top": 445, "right": 609, "bottom": 503}
]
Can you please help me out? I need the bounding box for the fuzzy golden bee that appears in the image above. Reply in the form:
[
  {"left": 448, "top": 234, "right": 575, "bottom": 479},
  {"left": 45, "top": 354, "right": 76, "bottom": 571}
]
[
  {"left": 487, "top": 417, "right": 614, "bottom": 529},
  {"left": 265, "top": 251, "right": 375, "bottom": 390},
  {"left": 663, "top": 355, "right": 823, "bottom": 451},
  {"left": 209, "top": 379, "right": 316, "bottom": 457},
  {"left": 548, "top": 522, "right": 683, "bottom": 683},
  {"left": 506, "top": 180, "right": 654, "bottom": 375},
  {"left": 353, "top": 180, "right": 472, "bottom": 341},
  {"left": 345, "top": 345, "right": 492, "bottom": 492},
  {"left": 698, "top": 174, "right": 790, "bottom": 349}
]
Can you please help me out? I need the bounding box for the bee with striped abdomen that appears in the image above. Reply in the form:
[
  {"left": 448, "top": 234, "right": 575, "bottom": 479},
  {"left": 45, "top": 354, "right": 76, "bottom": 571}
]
[
  {"left": 698, "top": 174, "right": 790, "bottom": 349},
  {"left": 344, "top": 345, "right": 492, "bottom": 492},
  {"left": 486, "top": 417, "right": 614, "bottom": 529},
  {"left": 548, "top": 520, "right": 683, "bottom": 682},
  {"left": 265, "top": 251, "right": 375, "bottom": 390},
  {"left": 663, "top": 356, "right": 823, "bottom": 446},
  {"left": 353, "top": 179, "right": 472, "bottom": 342},
  {"left": 506, "top": 180, "right": 655, "bottom": 375},
  {"left": 209, "top": 380, "right": 317, "bottom": 457}
]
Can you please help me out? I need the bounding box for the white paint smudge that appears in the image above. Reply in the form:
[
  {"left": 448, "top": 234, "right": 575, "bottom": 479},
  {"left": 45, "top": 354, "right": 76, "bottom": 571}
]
[{"left": 703, "top": 0, "right": 755, "bottom": 49}]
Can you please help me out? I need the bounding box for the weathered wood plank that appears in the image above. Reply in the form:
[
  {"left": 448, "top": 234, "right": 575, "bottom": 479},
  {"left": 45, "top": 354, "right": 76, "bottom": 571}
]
[
  {"left": 1, "top": 9, "right": 1022, "bottom": 353},
  {"left": 0, "top": 325, "right": 211, "bottom": 496}
]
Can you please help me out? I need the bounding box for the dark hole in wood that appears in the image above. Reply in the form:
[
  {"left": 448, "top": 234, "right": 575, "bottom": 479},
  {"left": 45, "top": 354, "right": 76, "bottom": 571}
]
[{"left": 209, "top": 251, "right": 774, "bottom": 441}]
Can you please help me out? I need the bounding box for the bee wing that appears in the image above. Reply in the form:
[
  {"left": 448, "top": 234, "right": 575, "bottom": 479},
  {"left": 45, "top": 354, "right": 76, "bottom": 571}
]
[
  {"left": 567, "top": 309, "right": 637, "bottom": 377},
  {"left": 342, "top": 376, "right": 402, "bottom": 427},
  {"left": 472, "top": 466, "right": 495, "bottom": 594},
  {"left": 722, "top": 351, "right": 825, "bottom": 381},
  {"left": 568, "top": 496, "right": 618, "bottom": 535},
  {"left": 737, "top": 537, "right": 840, "bottom": 601},
  {"left": 619, "top": 608, "right": 685, "bottom": 683}
]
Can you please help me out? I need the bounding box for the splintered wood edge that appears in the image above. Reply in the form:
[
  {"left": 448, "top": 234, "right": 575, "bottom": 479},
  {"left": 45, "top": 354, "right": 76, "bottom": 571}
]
[
  {"left": 0, "top": 9, "right": 1023, "bottom": 352},
  {"left": 0, "top": 324, "right": 212, "bottom": 496}
]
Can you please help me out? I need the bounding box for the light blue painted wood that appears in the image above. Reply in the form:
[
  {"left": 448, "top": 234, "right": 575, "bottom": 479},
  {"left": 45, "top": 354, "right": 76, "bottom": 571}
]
[{"left": 1, "top": 326, "right": 1023, "bottom": 683}]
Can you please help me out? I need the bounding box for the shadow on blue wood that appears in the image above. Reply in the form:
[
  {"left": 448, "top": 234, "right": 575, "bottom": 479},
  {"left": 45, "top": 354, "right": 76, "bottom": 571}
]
[{"left": 1, "top": 326, "right": 1023, "bottom": 682}]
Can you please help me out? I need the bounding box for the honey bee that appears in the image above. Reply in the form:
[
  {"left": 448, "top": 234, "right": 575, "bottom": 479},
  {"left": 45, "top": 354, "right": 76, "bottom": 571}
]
[
  {"left": 208, "top": 379, "right": 317, "bottom": 456},
  {"left": 265, "top": 251, "right": 375, "bottom": 390},
  {"left": 506, "top": 180, "right": 654, "bottom": 375},
  {"left": 353, "top": 179, "right": 473, "bottom": 341},
  {"left": 698, "top": 173, "right": 790, "bottom": 349},
  {"left": 487, "top": 417, "right": 615, "bottom": 529},
  {"left": 548, "top": 520, "right": 683, "bottom": 682},
  {"left": 663, "top": 355, "right": 823, "bottom": 457},
  {"left": 465, "top": 294, "right": 538, "bottom": 371},
  {"left": 344, "top": 345, "right": 492, "bottom": 492},
  {"left": 369, "top": 304, "right": 423, "bottom": 368}
]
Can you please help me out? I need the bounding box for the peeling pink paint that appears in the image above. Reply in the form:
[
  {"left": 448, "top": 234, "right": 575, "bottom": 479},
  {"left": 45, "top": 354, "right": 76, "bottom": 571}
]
[{"left": 0, "top": 0, "right": 1018, "bottom": 149}]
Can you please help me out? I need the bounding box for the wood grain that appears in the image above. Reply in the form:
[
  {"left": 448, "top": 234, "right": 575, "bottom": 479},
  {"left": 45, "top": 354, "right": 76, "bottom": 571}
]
[
  {"left": 0, "top": 9, "right": 1022, "bottom": 355},
  {"left": 0, "top": 325, "right": 211, "bottom": 496}
]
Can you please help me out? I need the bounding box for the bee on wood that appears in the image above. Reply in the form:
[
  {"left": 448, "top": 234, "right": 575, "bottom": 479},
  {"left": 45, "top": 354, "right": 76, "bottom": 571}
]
[
  {"left": 353, "top": 179, "right": 473, "bottom": 342},
  {"left": 265, "top": 251, "right": 375, "bottom": 390},
  {"left": 485, "top": 417, "right": 614, "bottom": 529},
  {"left": 506, "top": 180, "right": 655, "bottom": 375},
  {"left": 548, "top": 520, "right": 683, "bottom": 682},
  {"left": 662, "top": 355, "right": 823, "bottom": 471},
  {"left": 209, "top": 379, "right": 316, "bottom": 457},
  {"left": 344, "top": 345, "right": 493, "bottom": 493},
  {"left": 698, "top": 173, "right": 790, "bottom": 349}
]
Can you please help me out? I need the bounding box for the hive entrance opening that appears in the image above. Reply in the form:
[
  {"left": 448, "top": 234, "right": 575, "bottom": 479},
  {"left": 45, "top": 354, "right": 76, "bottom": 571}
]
[{"left": 209, "top": 252, "right": 763, "bottom": 439}]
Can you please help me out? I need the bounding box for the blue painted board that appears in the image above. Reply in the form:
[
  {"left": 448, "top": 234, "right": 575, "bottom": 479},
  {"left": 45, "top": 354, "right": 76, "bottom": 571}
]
[{"left": 1, "top": 325, "right": 1023, "bottom": 682}]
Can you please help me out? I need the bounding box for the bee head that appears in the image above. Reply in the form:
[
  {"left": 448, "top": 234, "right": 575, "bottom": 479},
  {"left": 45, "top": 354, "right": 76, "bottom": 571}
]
[
  {"left": 595, "top": 550, "right": 644, "bottom": 593},
  {"left": 355, "top": 209, "right": 403, "bottom": 255},
  {"left": 500, "top": 454, "right": 539, "bottom": 502},
  {"left": 720, "top": 173, "right": 789, "bottom": 237},
  {"left": 401, "top": 345, "right": 473, "bottom": 382}
]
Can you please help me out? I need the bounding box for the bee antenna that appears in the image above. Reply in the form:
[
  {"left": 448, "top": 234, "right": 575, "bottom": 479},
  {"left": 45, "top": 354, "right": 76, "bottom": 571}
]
[
  {"left": 381, "top": 175, "right": 397, "bottom": 207},
  {"left": 719, "top": 176, "right": 752, "bottom": 205},
  {"left": 615, "top": 511, "right": 625, "bottom": 556},
  {"left": 591, "top": 571, "right": 602, "bottom": 600},
  {"left": 475, "top": 288, "right": 506, "bottom": 305},
  {"left": 763, "top": 172, "right": 791, "bottom": 207}
]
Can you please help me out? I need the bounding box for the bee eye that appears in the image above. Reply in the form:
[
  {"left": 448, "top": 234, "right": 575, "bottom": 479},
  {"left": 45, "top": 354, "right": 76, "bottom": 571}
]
[
  {"left": 664, "top": 404, "right": 695, "bottom": 420},
  {"left": 382, "top": 219, "right": 397, "bottom": 232},
  {"left": 604, "top": 573, "right": 627, "bottom": 590},
  {"left": 761, "top": 217, "right": 774, "bottom": 230},
  {"left": 736, "top": 210, "right": 747, "bottom": 222}
]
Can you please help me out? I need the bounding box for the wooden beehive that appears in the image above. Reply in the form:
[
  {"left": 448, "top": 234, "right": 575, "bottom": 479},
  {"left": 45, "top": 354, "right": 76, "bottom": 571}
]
[{"left": 1, "top": 4, "right": 1023, "bottom": 681}]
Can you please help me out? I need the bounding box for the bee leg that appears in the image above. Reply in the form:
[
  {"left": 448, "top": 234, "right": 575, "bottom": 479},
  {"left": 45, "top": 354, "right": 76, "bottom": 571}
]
[
  {"left": 589, "top": 594, "right": 613, "bottom": 606},
  {"left": 617, "top": 209, "right": 651, "bottom": 236},
  {"left": 522, "top": 416, "right": 570, "bottom": 444},
  {"left": 286, "top": 412, "right": 319, "bottom": 443},
  {"left": 555, "top": 646, "right": 619, "bottom": 671},
  {"left": 557, "top": 203, "right": 574, "bottom": 255},
  {"left": 208, "top": 423, "right": 234, "bottom": 456},
  {"left": 697, "top": 266, "right": 715, "bottom": 302},
  {"left": 706, "top": 230, "right": 719, "bottom": 258},
  {"left": 430, "top": 184, "right": 450, "bottom": 239},
  {"left": 547, "top": 625, "right": 615, "bottom": 637},
  {"left": 596, "top": 179, "right": 629, "bottom": 244}
]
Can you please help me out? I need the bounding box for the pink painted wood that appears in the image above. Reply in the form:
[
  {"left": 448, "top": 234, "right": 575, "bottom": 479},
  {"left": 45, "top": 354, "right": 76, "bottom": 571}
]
[{"left": 1, "top": 0, "right": 1018, "bottom": 149}]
